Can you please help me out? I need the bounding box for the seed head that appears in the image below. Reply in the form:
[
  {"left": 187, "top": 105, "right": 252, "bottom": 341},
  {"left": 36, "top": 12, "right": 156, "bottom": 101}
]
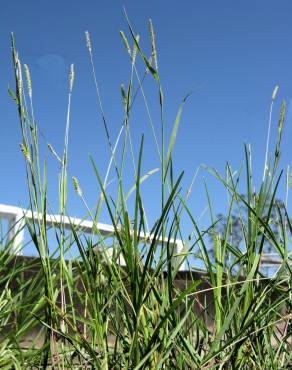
[
  {"left": 278, "top": 101, "right": 286, "bottom": 130},
  {"left": 132, "top": 35, "right": 140, "bottom": 65},
  {"left": 16, "top": 57, "right": 23, "bottom": 102},
  {"left": 69, "top": 64, "right": 74, "bottom": 93},
  {"left": 149, "top": 19, "right": 158, "bottom": 70},
  {"left": 20, "top": 143, "right": 30, "bottom": 163},
  {"left": 72, "top": 176, "right": 82, "bottom": 196},
  {"left": 272, "top": 85, "right": 279, "bottom": 101},
  {"left": 120, "top": 31, "right": 131, "bottom": 56},
  {"left": 24, "top": 64, "right": 32, "bottom": 99},
  {"left": 85, "top": 31, "right": 92, "bottom": 53}
]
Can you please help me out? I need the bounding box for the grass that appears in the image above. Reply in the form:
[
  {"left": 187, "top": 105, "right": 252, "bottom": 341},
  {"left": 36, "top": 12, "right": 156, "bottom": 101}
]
[{"left": 0, "top": 17, "right": 291, "bottom": 369}]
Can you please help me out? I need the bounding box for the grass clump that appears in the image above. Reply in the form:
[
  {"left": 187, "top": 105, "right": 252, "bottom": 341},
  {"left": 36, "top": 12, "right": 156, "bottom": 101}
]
[{"left": 0, "top": 18, "right": 291, "bottom": 369}]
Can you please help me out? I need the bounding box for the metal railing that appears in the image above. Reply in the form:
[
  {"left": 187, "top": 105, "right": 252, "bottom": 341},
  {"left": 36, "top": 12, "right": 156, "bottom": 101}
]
[
  {"left": 2, "top": 203, "right": 291, "bottom": 271},
  {"left": 0, "top": 203, "right": 186, "bottom": 270}
]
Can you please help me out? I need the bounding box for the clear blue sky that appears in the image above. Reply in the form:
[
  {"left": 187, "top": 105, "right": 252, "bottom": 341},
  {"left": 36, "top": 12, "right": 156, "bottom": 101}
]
[{"left": 1, "top": 1, "right": 292, "bottom": 246}]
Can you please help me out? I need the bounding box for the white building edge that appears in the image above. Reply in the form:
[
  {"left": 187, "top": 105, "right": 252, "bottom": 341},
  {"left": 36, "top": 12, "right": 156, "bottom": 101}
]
[{"left": 0, "top": 203, "right": 186, "bottom": 270}]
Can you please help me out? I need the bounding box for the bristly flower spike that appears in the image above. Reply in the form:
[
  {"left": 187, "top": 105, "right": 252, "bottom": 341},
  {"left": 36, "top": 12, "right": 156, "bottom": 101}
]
[
  {"left": 69, "top": 64, "right": 74, "bottom": 93},
  {"left": 132, "top": 34, "right": 140, "bottom": 65},
  {"left": 24, "top": 64, "right": 32, "bottom": 99},
  {"left": 20, "top": 143, "right": 31, "bottom": 163},
  {"left": 120, "top": 31, "right": 131, "bottom": 56},
  {"left": 16, "top": 56, "right": 23, "bottom": 103},
  {"left": 72, "top": 176, "right": 82, "bottom": 197},
  {"left": 149, "top": 18, "right": 158, "bottom": 70},
  {"left": 85, "top": 31, "right": 92, "bottom": 53},
  {"left": 272, "top": 85, "right": 279, "bottom": 101}
]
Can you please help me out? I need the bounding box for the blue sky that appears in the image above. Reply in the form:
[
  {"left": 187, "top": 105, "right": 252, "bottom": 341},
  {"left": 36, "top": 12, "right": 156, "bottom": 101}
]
[{"left": 1, "top": 1, "right": 292, "bottom": 249}]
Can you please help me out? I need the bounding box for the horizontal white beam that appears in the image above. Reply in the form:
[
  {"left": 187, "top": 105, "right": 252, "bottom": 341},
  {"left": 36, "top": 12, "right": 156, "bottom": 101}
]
[
  {"left": 0, "top": 203, "right": 183, "bottom": 245},
  {"left": 0, "top": 204, "right": 186, "bottom": 270}
]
